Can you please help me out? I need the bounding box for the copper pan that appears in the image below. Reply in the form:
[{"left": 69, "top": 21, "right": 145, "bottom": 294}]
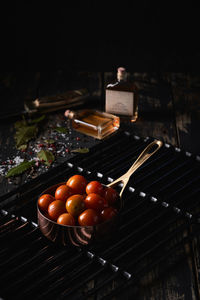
[{"left": 37, "top": 140, "right": 163, "bottom": 247}]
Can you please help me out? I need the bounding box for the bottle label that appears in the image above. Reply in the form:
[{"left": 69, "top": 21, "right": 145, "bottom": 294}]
[{"left": 105, "top": 90, "right": 134, "bottom": 116}]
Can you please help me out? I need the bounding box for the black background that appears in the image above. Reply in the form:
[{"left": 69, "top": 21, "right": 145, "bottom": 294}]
[
  {"left": 1, "top": 1, "right": 200, "bottom": 119},
  {"left": 14, "top": 1, "right": 200, "bottom": 72}
]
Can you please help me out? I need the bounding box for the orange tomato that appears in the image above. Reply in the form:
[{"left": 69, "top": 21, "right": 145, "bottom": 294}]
[
  {"left": 78, "top": 209, "right": 100, "bottom": 226},
  {"left": 101, "top": 207, "right": 117, "bottom": 221},
  {"left": 84, "top": 193, "right": 105, "bottom": 212},
  {"left": 57, "top": 213, "right": 75, "bottom": 226},
  {"left": 66, "top": 194, "right": 85, "bottom": 216},
  {"left": 38, "top": 194, "right": 55, "bottom": 212},
  {"left": 104, "top": 187, "right": 119, "bottom": 205},
  {"left": 48, "top": 200, "right": 66, "bottom": 221},
  {"left": 55, "top": 185, "right": 71, "bottom": 202},
  {"left": 66, "top": 175, "right": 87, "bottom": 195},
  {"left": 86, "top": 181, "right": 104, "bottom": 196}
]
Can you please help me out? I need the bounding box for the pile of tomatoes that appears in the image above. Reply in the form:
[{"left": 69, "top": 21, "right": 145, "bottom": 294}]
[{"left": 38, "top": 175, "right": 119, "bottom": 226}]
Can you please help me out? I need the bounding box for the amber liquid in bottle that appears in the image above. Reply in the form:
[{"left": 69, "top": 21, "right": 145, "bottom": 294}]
[
  {"left": 106, "top": 67, "right": 138, "bottom": 122},
  {"left": 65, "top": 109, "right": 120, "bottom": 139}
]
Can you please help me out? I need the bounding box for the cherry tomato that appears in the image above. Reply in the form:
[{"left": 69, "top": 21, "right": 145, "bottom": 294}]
[
  {"left": 55, "top": 185, "right": 71, "bottom": 202},
  {"left": 86, "top": 181, "right": 104, "bottom": 196},
  {"left": 38, "top": 194, "right": 55, "bottom": 212},
  {"left": 84, "top": 193, "right": 105, "bottom": 212},
  {"left": 57, "top": 213, "right": 75, "bottom": 226},
  {"left": 104, "top": 187, "right": 119, "bottom": 205},
  {"left": 103, "top": 198, "right": 109, "bottom": 208},
  {"left": 101, "top": 207, "right": 117, "bottom": 222},
  {"left": 48, "top": 200, "right": 66, "bottom": 221},
  {"left": 66, "top": 194, "right": 85, "bottom": 216},
  {"left": 66, "top": 175, "right": 87, "bottom": 195},
  {"left": 78, "top": 209, "right": 100, "bottom": 226}
]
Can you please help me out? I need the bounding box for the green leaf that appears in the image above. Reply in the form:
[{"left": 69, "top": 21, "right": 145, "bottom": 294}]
[
  {"left": 37, "top": 150, "right": 55, "bottom": 166},
  {"left": 44, "top": 139, "right": 55, "bottom": 144},
  {"left": 54, "top": 127, "right": 68, "bottom": 134},
  {"left": 71, "top": 148, "right": 89, "bottom": 154},
  {"left": 14, "top": 115, "right": 45, "bottom": 150},
  {"left": 29, "top": 115, "right": 45, "bottom": 124},
  {"left": 15, "top": 125, "right": 38, "bottom": 149},
  {"left": 6, "top": 160, "right": 35, "bottom": 178},
  {"left": 18, "top": 144, "right": 28, "bottom": 151},
  {"left": 14, "top": 117, "right": 27, "bottom": 129}
]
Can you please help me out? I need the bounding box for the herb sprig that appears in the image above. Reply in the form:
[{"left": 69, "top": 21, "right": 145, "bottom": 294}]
[
  {"left": 6, "top": 160, "right": 35, "bottom": 178},
  {"left": 14, "top": 115, "right": 45, "bottom": 150}
]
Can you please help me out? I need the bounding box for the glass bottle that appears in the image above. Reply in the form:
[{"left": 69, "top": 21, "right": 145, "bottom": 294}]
[
  {"left": 105, "top": 67, "right": 138, "bottom": 122},
  {"left": 65, "top": 109, "right": 120, "bottom": 140},
  {"left": 24, "top": 89, "right": 90, "bottom": 114}
]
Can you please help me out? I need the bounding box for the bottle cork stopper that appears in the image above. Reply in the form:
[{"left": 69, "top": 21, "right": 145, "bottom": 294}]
[
  {"left": 64, "top": 110, "right": 74, "bottom": 119},
  {"left": 117, "top": 67, "right": 126, "bottom": 74},
  {"left": 117, "top": 67, "right": 127, "bottom": 81}
]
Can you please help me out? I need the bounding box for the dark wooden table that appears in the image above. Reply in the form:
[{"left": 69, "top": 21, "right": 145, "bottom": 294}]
[{"left": 0, "top": 72, "right": 200, "bottom": 299}]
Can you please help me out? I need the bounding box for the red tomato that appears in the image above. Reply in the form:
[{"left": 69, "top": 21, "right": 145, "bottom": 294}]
[
  {"left": 55, "top": 185, "right": 71, "bottom": 202},
  {"left": 104, "top": 187, "right": 119, "bottom": 205},
  {"left": 66, "top": 175, "right": 87, "bottom": 195},
  {"left": 48, "top": 200, "right": 66, "bottom": 221},
  {"left": 78, "top": 209, "right": 100, "bottom": 226},
  {"left": 66, "top": 194, "right": 85, "bottom": 216},
  {"left": 101, "top": 207, "right": 117, "bottom": 222},
  {"left": 84, "top": 193, "right": 105, "bottom": 212},
  {"left": 103, "top": 198, "right": 109, "bottom": 208},
  {"left": 86, "top": 181, "right": 104, "bottom": 196},
  {"left": 57, "top": 213, "right": 75, "bottom": 226},
  {"left": 38, "top": 194, "right": 55, "bottom": 212}
]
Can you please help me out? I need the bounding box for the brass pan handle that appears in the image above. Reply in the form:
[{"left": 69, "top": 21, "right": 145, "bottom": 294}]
[{"left": 107, "top": 140, "right": 163, "bottom": 198}]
